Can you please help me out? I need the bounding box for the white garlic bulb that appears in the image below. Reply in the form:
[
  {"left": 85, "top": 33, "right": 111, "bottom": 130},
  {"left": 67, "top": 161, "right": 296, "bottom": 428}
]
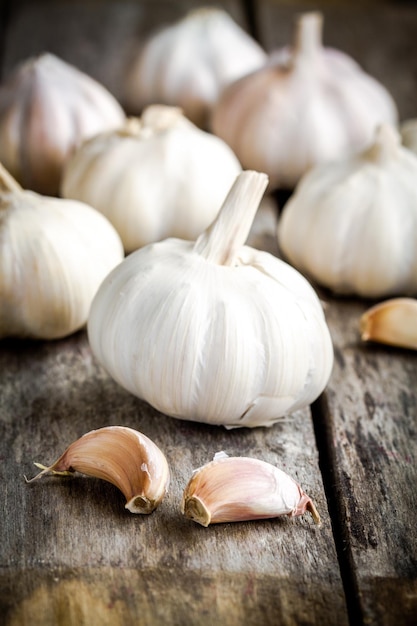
[
  {"left": 125, "top": 7, "right": 267, "bottom": 128},
  {"left": 401, "top": 119, "right": 417, "bottom": 154},
  {"left": 0, "top": 164, "right": 124, "bottom": 339},
  {"left": 0, "top": 53, "right": 125, "bottom": 195},
  {"left": 211, "top": 11, "right": 398, "bottom": 189},
  {"left": 88, "top": 171, "right": 333, "bottom": 429},
  {"left": 61, "top": 105, "right": 242, "bottom": 253},
  {"left": 278, "top": 124, "right": 417, "bottom": 298}
]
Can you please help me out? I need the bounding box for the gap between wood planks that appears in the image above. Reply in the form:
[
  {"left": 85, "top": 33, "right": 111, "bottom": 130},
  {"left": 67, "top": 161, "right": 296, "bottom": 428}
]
[
  {"left": 243, "top": 0, "right": 362, "bottom": 617},
  {"left": 0, "top": 0, "right": 363, "bottom": 622},
  {"left": 311, "top": 393, "right": 365, "bottom": 626}
]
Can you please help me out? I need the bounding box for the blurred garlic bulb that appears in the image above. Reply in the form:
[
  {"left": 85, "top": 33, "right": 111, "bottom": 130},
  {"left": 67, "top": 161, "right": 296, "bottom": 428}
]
[
  {"left": 278, "top": 124, "right": 417, "bottom": 298},
  {"left": 62, "top": 105, "right": 241, "bottom": 253},
  {"left": 125, "top": 7, "right": 267, "bottom": 128},
  {"left": 0, "top": 53, "right": 125, "bottom": 195},
  {"left": 88, "top": 171, "right": 333, "bottom": 429},
  {"left": 0, "top": 164, "right": 124, "bottom": 339},
  {"left": 212, "top": 11, "right": 398, "bottom": 189},
  {"left": 401, "top": 119, "right": 417, "bottom": 154}
]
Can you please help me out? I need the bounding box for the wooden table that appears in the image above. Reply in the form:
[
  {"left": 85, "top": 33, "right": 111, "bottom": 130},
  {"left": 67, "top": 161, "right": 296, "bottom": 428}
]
[{"left": 1, "top": 2, "right": 416, "bottom": 625}]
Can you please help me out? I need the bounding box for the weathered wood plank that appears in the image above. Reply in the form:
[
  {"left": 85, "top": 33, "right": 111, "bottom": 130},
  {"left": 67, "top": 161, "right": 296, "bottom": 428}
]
[
  {"left": 256, "top": 3, "right": 417, "bottom": 624},
  {"left": 0, "top": 180, "right": 347, "bottom": 626},
  {"left": 315, "top": 298, "right": 417, "bottom": 626}
]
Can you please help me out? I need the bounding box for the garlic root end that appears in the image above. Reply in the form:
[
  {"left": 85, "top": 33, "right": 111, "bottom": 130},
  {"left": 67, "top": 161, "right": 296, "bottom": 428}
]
[{"left": 182, "top": 495, "right": 211, "bottom": 527}]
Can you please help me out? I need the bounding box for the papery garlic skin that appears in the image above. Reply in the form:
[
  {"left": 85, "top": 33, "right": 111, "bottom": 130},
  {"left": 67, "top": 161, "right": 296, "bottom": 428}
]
[
  {"left": 0, "top": 165, "right": 124, "bottom": 339},
  {"left": 181, "top": 452, "right": 320, "bottom": 526},
  {"left": 0, "top": 53, "right": 125, "bottom": 195},
  {"left": 211, "top": 12, "right": 398, "bottom": 189},
  {"left": 61, "top": 106, "right": 241, "bottom": 253},
  {"left": 360, "top": 298, "right": 417, "bottom": 350},
  {"left": 401, "top": 119, "right": 417, "bottom": 154},
  {"left": 27, "top": 426, "right": 170, "bottom": 514},
  {"left": 124, "top": 8, "right": 267, "bottom": 128},
  {"left": 88, "top": 171, "right": 333, "bottom": 428},
  {"left": 278, "top": 124, "right": 417, "bottom": 299}
]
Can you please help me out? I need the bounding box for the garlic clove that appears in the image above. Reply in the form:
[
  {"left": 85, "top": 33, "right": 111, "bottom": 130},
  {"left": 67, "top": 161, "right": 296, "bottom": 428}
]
[
  {"left": 360, "top": 298, "right": 417, "bottom": 350},
  {"left": 181, "top": 452, "right": 320, "bottom": 527},
  {"left": 26, "top": 426, "right": 170, "bottom": 514}
]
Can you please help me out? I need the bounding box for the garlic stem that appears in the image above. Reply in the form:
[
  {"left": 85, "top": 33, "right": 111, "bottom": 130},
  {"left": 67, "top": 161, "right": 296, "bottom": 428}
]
[
  {"left": 141, "top": 105, "right": 184, "bottom": 132},
  {"left": 193, "top": 170, "right": 268, "bottom": 266},
  {"left": 25, "top": 426, "right": 170, "bottom": 514},
  {"left": 116, "top": 107, "right": 185, "bottom": 140},
  {"left": 364, "top": 124, "right": 401, "bottom": 164},
  {"left": 293, "top": 12, "right": 323, "bottom": 61},
  {"left": 0, "top": 163, "right": 23, "bottom": 195}
]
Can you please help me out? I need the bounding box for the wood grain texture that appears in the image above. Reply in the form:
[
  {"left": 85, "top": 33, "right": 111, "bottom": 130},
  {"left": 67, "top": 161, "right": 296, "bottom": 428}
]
[
  {"left": 319, "top": 298, "right": 417, "bottom": 626},
  {"left": 0, "top": 204, "right": 347, "bottom": 625}
]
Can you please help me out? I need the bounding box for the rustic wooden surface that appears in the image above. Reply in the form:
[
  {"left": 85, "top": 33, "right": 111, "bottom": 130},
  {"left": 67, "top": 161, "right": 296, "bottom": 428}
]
[{"left": 1, "top": 2, "right": 416, "bottom": 626}]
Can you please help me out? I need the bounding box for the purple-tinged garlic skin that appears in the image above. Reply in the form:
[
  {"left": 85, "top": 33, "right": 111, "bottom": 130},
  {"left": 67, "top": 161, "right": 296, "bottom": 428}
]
[
  {"left": 212, "top": 12, "right": 398, "bottom": 189},
  {"left": 181, "top": 453, "right": 320, "bottom": 527},
  {"left": 0, "top": 53, "right": 125, "bottom": 195}
]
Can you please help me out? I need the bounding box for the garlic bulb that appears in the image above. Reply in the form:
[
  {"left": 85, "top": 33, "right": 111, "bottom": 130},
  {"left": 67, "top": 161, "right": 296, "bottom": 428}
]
[
  {"left": 360, "top": 298, "right": 417, "bottom": 350},
  {"left": 278, "top": 124, "right": 417, "bottom": 298},
  {"left": 26, "top": 426, "right": 170, "bottom": 514},
  {"left": 0, "top": 53, "right": 125, "bottom": 195},
  {"left": 61, "top": 106, "right": 241, "bottom": 253},
  {"left": 125, "top": 7, "right": 267, "bottom": 128},
  {"left": 182, "top": 452, "right": 320, "bottom": 526},
  {"left": 88, "top": 171, "right": 333, "bottom": 428},
  {"left": 0, "top": 164, "right": 124, "bottom": 339},
  {"left": 211, "top": 11, "right": 398, "bottom": 189},
  {"left": 401, "top": 119, "right": 417, "bottom": 154}
]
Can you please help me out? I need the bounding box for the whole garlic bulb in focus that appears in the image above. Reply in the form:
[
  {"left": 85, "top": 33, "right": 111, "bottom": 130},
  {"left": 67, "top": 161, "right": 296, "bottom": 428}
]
[
  {"left": 212, "top": 11, "right": 398, "bottom": 189},
  {"left": 0, "top": 164, "right": 124, "bottom": 339},
  {"left": 278, "top": 124, "right": 417, "bottom": 298},
  {"left": 61, "top": 105, "right": 241, "bottom": 253},
  {"left": 125, "top": 7, "right": 267, "bottom": 128},
  {"left": 0, "top": 53, "right": 125, "bottom": 195},
  {"left": 88, "top": 171, "right": 333, "bottom": 429}
]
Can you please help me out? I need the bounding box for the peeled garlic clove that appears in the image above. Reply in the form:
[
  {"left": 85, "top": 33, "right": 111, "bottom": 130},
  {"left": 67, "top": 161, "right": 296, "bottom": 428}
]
[
  {"left": 181, "top": 452, "right": 320, "bottom": 527},
  {"left": 360, "top": 298, "right": 417, "bottom": 350},
  {"left": 61, "top": 106, "right": 241, "bottom": 253},
  {"left": 88, "top": 170, "right": 333, "bottom": 428},
  {"left": 0, "top": 53, "right": 125, "bottom": 195},
  {"left": 278, "top": 124, "right": 417, "bottom": 299},
  {"left": 0, "top": 163, "right": 124, "bottom": 340},
  {"left": 125, "top": 8, "right": 267, "bottom": 128},
  {"left": 211, "top": 11, "right": 398, "bottom": 189},
  {"left": 26, "top": 426, "right": 170, "bottom": 514}
]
